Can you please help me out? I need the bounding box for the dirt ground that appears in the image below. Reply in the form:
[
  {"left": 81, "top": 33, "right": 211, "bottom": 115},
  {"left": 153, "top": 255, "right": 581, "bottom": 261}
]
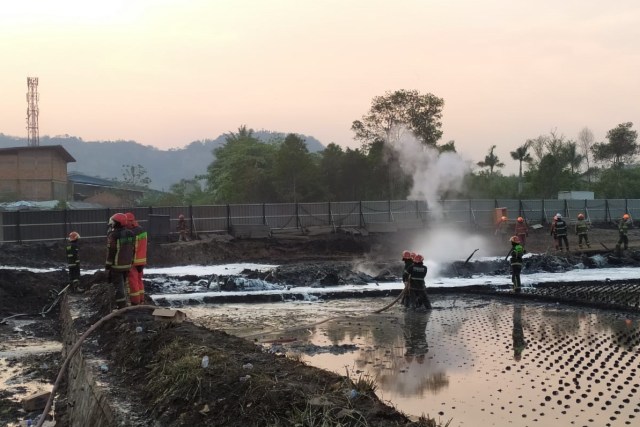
[{"left": 1, "top": 224, "right": 639, "bottom": 426}]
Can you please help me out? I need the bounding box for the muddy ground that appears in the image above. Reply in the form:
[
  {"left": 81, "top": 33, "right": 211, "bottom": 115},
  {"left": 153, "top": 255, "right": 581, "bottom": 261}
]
[{"left": 1, "top": 224, "right": 640, "bottom": 426}]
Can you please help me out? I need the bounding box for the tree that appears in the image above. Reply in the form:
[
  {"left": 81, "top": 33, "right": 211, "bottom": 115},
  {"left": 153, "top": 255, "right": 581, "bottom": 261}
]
[
  {"left": 477, "top": 145, "right": 504, "bottom": 175},
  {"left": 318, "top": 143, "right": 346, "bottom": 200},
  {"left": 121, "top": 164, "right": 151, "bottom": 188},
  {"left": 341, "top": 148, "right": 370, "bottom": 200},
  {"left": 351, "top": 89, "right": 445, "bottom": 149},
  {"left": 522, "top": 131, "right": 584, "bottom": 198},
  {"left": 592, "top": 122, "right": 638, "bottom": 167},
  {"left": 563, "top": 142, "right": 583, "bottom": 175},
  {"left": 578, "top": 127, "right": 595, "bottom": 183},
  {"left": 272, "top": 134, "right": 323, "bottom": 202},
  {"left": 204, "top": 126, "right": 278, "bottom": 203},
  {"left": 365, "top": 140, "right": 411, "bottom": 200},
  {"left": 510, "top": 142, "right": 532, "bottom": 195}
]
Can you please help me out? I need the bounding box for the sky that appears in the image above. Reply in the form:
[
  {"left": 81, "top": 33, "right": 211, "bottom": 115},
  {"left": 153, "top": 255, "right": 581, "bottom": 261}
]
[{"left": 1, "top": 0, "right": 639, "bottom": 173}]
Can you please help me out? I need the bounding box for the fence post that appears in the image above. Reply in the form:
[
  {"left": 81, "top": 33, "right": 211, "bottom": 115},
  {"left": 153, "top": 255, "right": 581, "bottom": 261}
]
[
  {"left": 605, "top": 199, "right": 610, "bottom": 223},
  {"left": 359, "top": 201, "right": 363, "bottom": 228},
  {"left": 469, "top": 199, "right": 473, "bottom": 229},
  {"left": 327, "top": 202, "right": 333, "bottom": 229},
  {"left": 541, "top": 199, "right": 545, "bottom": 224},
  {"left": 63, "top": 208, "right": 68, "bottom": 241},
  {"left": 295, "top": 203, "right": 300, "bottom": 229},
  {"left": 262, "top": 203, "right": 266, "bottom": 225},
  {"left": 625, "top": 198, "right": 628, "bottom": 215},
  {"left": 226, "top": 204, "right": 231, "bottom": 233},
  {"left": 564, "top": 199, "right": 568, "bottom": 217},
  {"left": 16, "top": 210, "right": 22, "bottom": 244}
]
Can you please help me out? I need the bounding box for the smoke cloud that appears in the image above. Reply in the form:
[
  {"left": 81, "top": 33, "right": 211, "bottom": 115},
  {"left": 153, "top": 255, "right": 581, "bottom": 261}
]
[{"left": 391, "top": 129, "right": 495, "bottom": 276}]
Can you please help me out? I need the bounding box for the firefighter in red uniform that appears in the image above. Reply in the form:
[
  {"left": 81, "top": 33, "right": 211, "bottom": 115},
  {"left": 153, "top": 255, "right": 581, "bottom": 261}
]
[
  {"left": 177, "top": 214, "right": 190, "bottom": 242},
  {"left": 106, "top": 213, "right": 135, "bottom": 309},
  {"left": 125, "top": 212, "right": 148, "bottom": 305},
  {"left": 514, "top": 216, "right": 529, "bottom": 248}
]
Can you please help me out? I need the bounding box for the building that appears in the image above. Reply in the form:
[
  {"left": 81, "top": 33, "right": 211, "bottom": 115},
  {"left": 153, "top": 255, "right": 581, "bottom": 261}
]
[
  {"left": 0, "top": 145, "right": 75, "bottom": 201},
  {"left": 558, "top": 191, "right": 595, "bottom": 200},
  {"left": 68, "top": 172, "right": 146, "bottom": 207}
]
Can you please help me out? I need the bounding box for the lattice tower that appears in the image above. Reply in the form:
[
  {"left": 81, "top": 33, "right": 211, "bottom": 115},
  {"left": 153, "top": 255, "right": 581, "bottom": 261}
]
[{"left": 26, "top": 77, "right": 40, "bottom": 147}]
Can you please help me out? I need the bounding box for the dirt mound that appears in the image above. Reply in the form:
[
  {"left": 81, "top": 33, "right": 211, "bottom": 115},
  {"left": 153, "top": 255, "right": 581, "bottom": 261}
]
[{"left": 0, "top": 269, "right": 67, "bottom": 317}]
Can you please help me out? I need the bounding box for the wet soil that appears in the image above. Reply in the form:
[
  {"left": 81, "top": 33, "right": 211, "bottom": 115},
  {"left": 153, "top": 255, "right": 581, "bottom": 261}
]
[{"left": 1, "top": 225, "right": 640, "bottom": 426}]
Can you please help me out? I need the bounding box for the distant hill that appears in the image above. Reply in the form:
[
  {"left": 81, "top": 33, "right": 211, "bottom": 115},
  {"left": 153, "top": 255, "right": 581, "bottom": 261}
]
[{"left": 0, "top": 131, "right": 325, "bottom": 191}]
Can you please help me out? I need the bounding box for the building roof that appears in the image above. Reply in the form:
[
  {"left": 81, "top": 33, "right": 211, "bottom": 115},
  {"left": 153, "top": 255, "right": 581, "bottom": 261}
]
[
  {"left": 68, "top": 172, "right": 119, "bottom": 187},
  {"left": 0, "top": 145, "right": 76, "bottom": 162}
]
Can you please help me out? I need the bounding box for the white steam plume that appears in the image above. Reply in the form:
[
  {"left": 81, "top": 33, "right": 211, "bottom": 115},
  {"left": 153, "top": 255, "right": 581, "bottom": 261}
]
[
  {"left": 395, "top": 130, "right": 469, "bottom": 218},
  {"left": 392, "top": 128, "right": 494, "bottom": 277}
]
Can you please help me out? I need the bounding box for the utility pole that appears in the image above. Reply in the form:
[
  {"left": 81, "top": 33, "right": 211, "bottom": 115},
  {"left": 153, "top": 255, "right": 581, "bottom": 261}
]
[{"left": 26, "top": 77, "right": 40, "bottom": 147}]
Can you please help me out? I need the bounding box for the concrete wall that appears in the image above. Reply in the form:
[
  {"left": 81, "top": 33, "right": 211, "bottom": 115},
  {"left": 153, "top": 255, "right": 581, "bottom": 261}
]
[{"left": 60, "top": 297, "right": 118, "bottom": 427}]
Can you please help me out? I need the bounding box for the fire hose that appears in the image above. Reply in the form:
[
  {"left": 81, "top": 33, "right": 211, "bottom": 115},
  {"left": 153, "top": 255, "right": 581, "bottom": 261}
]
[{"left": 36, "top": 305, "right": 157, "bottom": 427}]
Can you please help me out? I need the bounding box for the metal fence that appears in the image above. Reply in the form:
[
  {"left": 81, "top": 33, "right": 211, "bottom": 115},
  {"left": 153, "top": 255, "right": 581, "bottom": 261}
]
[{"left": 1, "top": 199, "right": 638, "bottom": 244}]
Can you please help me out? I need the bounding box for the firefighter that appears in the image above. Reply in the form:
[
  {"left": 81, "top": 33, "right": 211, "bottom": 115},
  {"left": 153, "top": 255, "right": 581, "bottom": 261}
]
[
  {"left": 401, "top": 250, "right": 413, "bottom": 307},
  {"left": 406, "top": 253, "right": 432, "bottom": 310},
  {"left": 616, "top": 213, "right": 632, "bottom": 252},
  {"left": 177, "top": 214, "right": 190, "bottom": 242},
  {"left": 66, "top": 231, "right": 83, "bottom": 292},
  {"left": 106, "top": 213, "right": 135, "bottom": 309},
  {"left": 554, "top": 214, "right": 569, "bottom": 252},
  {"left": 508, "top": 235, "right": 524, "bottom": 293},
  {"left": 550, "top": 214, "right": 559, "bottom": 250},
  {"left": 514, "top": 216, "right": 529, "bottom": 247},
  {"left": 495, "top": 215, "right": 508, "bottom": 238},
  {"left": 575, "top": 213, "right": 591, "bottom": 249},
  {"left": 125, "top": 212, "right": 148, "bottom": 305}
]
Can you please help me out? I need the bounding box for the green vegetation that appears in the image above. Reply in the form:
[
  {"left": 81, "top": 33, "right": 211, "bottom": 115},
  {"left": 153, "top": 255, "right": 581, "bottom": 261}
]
[{"left": 143, "top": 89, "right": 638, "bottom": 205}]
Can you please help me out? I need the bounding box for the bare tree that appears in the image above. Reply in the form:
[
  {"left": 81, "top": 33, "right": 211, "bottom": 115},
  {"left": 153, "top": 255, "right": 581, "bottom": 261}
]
[{"left": 578, "top": 127, "right": 595, "bottom": 183}]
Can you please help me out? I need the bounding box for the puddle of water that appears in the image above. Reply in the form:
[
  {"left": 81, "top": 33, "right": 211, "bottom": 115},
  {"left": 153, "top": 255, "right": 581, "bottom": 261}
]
[{"left": 189, "top": 295, "right": 640, "bottom": 426}]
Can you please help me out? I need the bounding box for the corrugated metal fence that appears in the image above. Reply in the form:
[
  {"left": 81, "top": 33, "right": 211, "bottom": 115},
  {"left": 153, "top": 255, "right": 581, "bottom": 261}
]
[{"left": 1, "top": 199, "right": 639, "bottom": 244}]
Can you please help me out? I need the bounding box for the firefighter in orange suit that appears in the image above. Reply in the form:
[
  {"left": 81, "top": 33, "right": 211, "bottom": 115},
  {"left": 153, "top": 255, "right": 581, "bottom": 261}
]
[
  {"left": 106, "top": 213, "right": 135, "bottom": 309},
  {"left": 125, "top": 212, "right": 148, "bottom": 305},
  {"left": 514, "top": 216, "right": 529, "bottom": 247}
]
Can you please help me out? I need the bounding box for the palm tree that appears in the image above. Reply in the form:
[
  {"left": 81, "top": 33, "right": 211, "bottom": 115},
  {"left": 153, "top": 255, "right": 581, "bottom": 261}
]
[
  {"left": 510, "top": 142, "right": 532, "bottom": 195},
  {"left": 477, "top": 145, "right": 505, "bottom": 175},
  {"left": 562, "top": 142, "right": 584, "bottom": 175}
]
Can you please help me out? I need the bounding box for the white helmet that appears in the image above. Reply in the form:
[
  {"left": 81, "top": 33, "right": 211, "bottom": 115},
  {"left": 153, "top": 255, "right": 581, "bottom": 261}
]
[{"left": 556, "top": 213, "right": 562, "bottom": 219}]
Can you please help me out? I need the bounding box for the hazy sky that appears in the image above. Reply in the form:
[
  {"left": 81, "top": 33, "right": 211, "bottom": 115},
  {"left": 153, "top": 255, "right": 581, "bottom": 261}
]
[{"left": 1, "top": 0, "right": 639, "bottom": 173}]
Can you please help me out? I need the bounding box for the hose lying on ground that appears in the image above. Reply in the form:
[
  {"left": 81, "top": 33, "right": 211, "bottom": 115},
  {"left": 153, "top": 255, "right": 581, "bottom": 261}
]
[{"left": 36, "top": 305, "right": 157, "bottom": 427}]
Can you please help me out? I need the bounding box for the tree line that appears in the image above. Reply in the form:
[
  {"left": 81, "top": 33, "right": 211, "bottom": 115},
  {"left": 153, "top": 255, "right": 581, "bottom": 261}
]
[{"left": 140, "top": 89, "right": 639, "bottom": 206}]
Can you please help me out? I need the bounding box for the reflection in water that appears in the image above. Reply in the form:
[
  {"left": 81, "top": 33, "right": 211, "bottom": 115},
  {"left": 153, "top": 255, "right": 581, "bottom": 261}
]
[
  {"left": 220, "top": 297, "right": 640, "bottom": 427},
  {"left": 512, "top": 305, "right": 526, "bottom": 361},
  {"left": 403, "top": 310, "right": 430, "bottom": 364},
  {"left": 400, "top": 310, "right": 450, "bottom": 394}
]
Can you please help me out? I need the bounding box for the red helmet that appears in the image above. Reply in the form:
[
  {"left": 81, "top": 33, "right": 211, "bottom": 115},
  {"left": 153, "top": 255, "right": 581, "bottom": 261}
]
[
  {"left": 178, "top": 214, "right": 185, "bottom": 220},
  {"left": 125, "top": 212, "right": 137, "bottom": 227},
  {"left": 577, "top": 213, "right": 585, "bottom": 220},
  {"left": 412, "top": 254, "right": 424, "bottom": 263},
  {"left": 68, "top": 231, "right": 80, "bottom": 241},
  {"left": 402, "top": 250, "right": 411, "bottom": 259},
  {"left": 108, "top": 213, "right": 128, "bottom": 227},
  {"left": 517, "top": 216, "right": 524, "bottom": 223},
  {"left": 510, "top": 235, "right": 521, "bottom": 244}
]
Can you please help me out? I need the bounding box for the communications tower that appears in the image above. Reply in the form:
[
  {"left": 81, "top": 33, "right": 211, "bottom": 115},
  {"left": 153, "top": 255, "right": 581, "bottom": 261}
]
[{"left": 26, "top": 77, "right": 40, "bottom": 147}]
